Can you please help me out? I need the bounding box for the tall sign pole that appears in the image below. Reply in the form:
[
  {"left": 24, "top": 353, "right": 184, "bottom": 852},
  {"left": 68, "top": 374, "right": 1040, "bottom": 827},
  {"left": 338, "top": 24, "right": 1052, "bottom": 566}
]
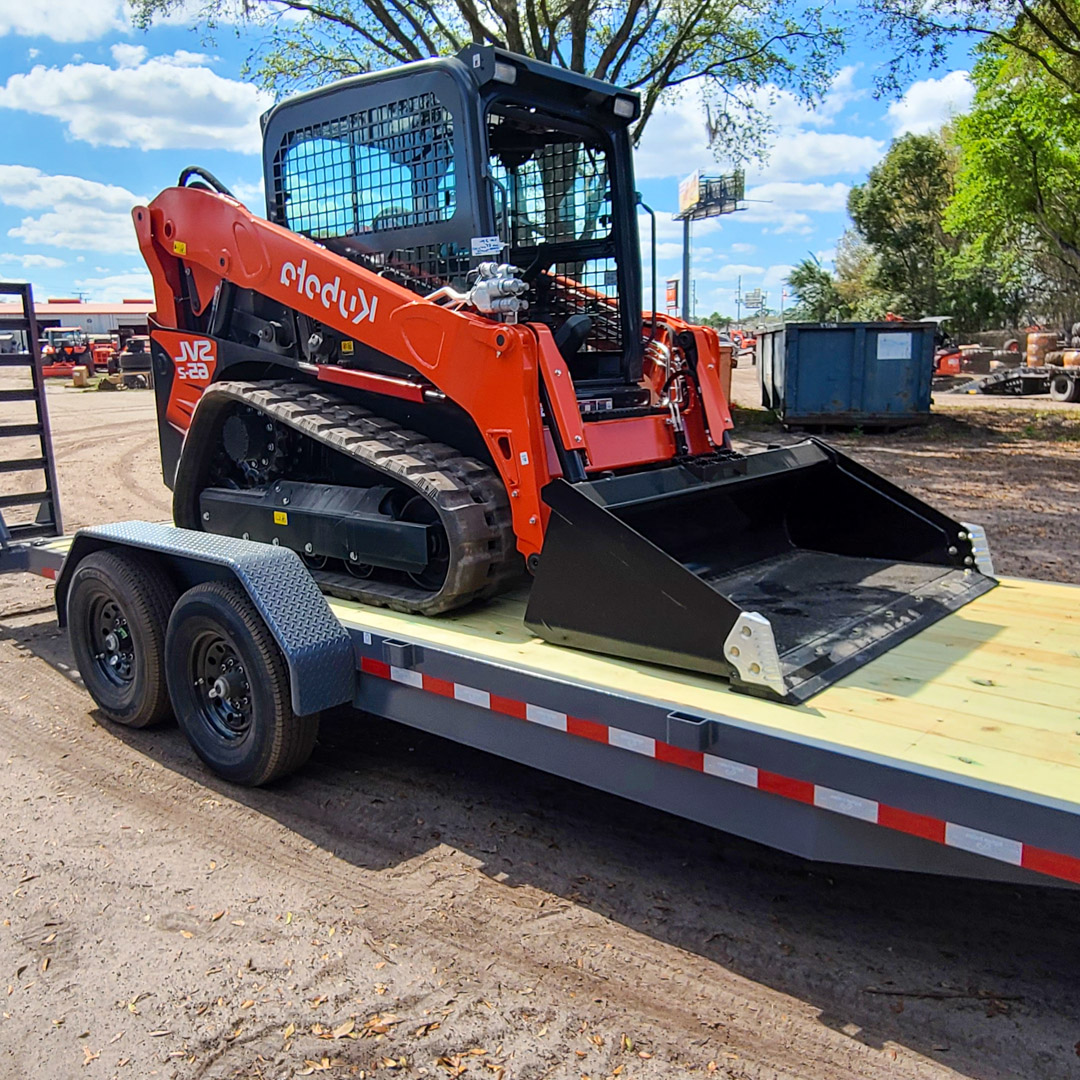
[
  {"left": 675, "top": 170, "right": 745, "bottom": 325},
  {"left": 681, "top": 216, "right": 691, "bottom": 322}
]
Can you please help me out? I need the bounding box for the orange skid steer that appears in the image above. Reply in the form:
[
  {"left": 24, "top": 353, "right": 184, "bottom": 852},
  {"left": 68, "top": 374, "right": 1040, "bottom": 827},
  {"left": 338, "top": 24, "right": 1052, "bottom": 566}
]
[{"left": 135, "top": 46, "right": 994, "bottom": 703}]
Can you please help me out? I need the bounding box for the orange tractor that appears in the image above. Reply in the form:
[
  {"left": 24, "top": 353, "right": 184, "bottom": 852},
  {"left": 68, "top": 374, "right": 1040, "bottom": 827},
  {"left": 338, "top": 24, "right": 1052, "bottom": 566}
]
[{"left": 134, "top": 47, "right": 993, "bottom": 703}]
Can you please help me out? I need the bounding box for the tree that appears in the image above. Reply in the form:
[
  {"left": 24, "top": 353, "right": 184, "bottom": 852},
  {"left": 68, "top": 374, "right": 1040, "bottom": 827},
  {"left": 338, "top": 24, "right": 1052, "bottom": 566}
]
[
  {"left": 863, "top": 0, "right": 1080, "bottom": 98},
  {"left": 131, "top": 0, "right": 844, "bottom": 155},
  {"left": 847, "top": 133, "right": 958, "bottom": 316},
  {"left": 785, "top": 256, "right": 847, "bottom": 321},
  {"left": 700, "top": 312, "right": 733, "bottom": 330},
  {"left": 947, "top": 48, "right": 1080, "bottom": 321}
]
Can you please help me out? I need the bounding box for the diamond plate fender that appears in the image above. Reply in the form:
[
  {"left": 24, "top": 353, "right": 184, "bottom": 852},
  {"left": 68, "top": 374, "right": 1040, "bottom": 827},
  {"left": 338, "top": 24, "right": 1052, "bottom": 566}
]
[{"left": 55, "top": 522, "right": 354, "bottom": 716}]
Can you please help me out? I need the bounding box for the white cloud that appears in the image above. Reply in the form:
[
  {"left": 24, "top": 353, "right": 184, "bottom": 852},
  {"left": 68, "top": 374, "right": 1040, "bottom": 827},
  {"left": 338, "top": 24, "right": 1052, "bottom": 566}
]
[
  {"left": 635, "top": 67, "right": 872, "bottom": 184},
  {"left": 0, "top": 251, "right": 66, "bottom": 269},
  {"left": 0, "top": 165, "right": 145, "bottom": 254},
  {"left": 0, "top": 50, "right": 272, "bottom": 152},
  {"left": 887, "top": 71, "right": 974, "bottom": 136},
  {"left": 0, "top": 0, "right": 126, "bottom": 41},
  {"left": 730, "top": 242, "right": 756, "bottom": 254},
  {"left": 73, "top": 269, "right": 154, "bottom": 302},
  {"left": 744, "top": 132, "right": 884, "bottom": 184},
  {"left": 763, "top": 264, "right": 795, "bottom": 288},
  {"left": 697, "top": 263, "right": 764, "bottom": 283},
  {"left": 738, "top": 181, "right": 850, "bottom": 234},
  {"left": 110, "top": 43, "right": 147, "bottom": 68}
]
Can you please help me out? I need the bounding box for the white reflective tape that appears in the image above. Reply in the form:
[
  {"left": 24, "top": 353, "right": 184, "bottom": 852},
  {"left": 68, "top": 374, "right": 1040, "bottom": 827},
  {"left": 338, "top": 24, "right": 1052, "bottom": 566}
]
[
  {"left": 362, "top": 632, "right": 372, "bottom": 645},
  {"left": 944, "top": 822, "right": 1023, "bottom": 865},
  {"left": 525, "top": 704, "right": 567, "bottom": 731},
  {"left": 454, "top": 684, "right": 490, "bottom": 709},
  {"left": 390, "top": 666, "right": 422, "bottom": 688},
  {"left": 608, "top": 728, "right": 656, "bottom": 757},
  {"left": 703, "top": 755, "right": 758, "bottom": 787},
  {"left": 813, "top": 785, "right": 879, "bottom": 823}
]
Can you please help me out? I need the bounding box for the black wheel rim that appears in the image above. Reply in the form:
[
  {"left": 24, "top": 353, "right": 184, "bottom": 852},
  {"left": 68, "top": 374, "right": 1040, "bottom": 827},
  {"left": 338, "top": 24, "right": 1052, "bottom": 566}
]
[
  {"left": 85, "top": 591, "right": 135, "bottom": 687},
  {"left": 400, "top": 495, "right": 450, "bottom": 589},
  {"left": 190, "top": 631, "right": 252, "bottom": 740}
]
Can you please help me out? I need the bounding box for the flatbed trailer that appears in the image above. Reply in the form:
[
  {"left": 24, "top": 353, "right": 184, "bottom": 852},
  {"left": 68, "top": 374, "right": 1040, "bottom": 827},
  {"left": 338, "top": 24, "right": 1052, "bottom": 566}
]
[
  {"left": 18, "top": 526, "right": 1080, "bottom": 891},
  {"left": 952, "top": 365, "right": 1080, "bottom": 401}
]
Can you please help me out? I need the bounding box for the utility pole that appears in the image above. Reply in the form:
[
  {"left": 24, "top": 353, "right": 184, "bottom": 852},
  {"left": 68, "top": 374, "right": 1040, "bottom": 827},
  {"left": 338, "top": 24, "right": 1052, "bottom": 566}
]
[
  {"left": 736, "top": 276, "right": 742, "bottom": 325},
  {"left": 681, "top": 216, "right": 691, "bottom": 322}
]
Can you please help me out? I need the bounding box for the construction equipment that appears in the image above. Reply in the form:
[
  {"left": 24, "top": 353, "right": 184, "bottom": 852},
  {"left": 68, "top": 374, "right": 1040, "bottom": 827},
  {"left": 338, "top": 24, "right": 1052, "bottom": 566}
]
[
  {"left": 41, "top": 325, "right": 93, "bottom": 377},
  {"left": 134, "top": 46, "right": 994, "bottom": 704}
]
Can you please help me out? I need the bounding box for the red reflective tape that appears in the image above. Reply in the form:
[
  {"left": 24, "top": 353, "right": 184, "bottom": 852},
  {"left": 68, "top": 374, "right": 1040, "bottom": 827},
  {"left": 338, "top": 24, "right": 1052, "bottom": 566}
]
[
  {"left": 422, "top": 674, "right": 455, "bottom": 698},
  {"left": 567, "top": 717, "right": 608, "bottom": 744},
  {"left": 1021, "top": 844, "right": 1080, "bottom": 885},
  {"left": 490, "top": 694, "right": 527, "bottom": 720},
  {"left": 40, "top": 566, "right": 56, "bottom": 580},
  {"left": 759, "top": 770, "right": 815, "bottom": 804},
  {"left": 655, "top": 742, "right": 704, "bottom": 772},
  {"left": 360, "top": 657, "right": 391, "bottom": 679},
  {"left": 878, "top": 804, "right": 947, "bottom": 844}
]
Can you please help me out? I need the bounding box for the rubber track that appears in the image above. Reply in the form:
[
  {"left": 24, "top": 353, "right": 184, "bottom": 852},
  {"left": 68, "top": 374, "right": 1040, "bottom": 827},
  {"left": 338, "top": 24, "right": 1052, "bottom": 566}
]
[{"left": 199, "top": 381, "right": 519, "bottom": 615}]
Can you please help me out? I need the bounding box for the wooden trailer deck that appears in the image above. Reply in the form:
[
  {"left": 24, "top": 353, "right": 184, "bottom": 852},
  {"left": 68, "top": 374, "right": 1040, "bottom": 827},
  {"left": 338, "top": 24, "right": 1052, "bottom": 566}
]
[{"left": 332, "top": 576, "right": 1080, "bottom": 813}]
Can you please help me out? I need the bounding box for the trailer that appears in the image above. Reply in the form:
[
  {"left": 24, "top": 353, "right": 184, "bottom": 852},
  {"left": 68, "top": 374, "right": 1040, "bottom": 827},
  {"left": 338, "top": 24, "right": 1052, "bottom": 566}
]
[
  {"left": 951, "top": 365, "right": 1080, "bottom": 402},
  {"left": 3, "top": 283, "right": 1080, "bottom": 893}
]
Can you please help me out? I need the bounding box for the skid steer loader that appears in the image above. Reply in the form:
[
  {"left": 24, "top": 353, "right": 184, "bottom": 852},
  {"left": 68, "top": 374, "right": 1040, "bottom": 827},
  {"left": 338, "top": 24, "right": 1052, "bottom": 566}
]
[{"left": 134, "top": 46, "right": 994, "bottom": 703}]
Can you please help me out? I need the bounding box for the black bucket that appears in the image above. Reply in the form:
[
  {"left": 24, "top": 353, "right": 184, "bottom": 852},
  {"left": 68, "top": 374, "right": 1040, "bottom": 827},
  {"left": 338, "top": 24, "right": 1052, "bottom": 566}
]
[{"left": 524, "top": 439, "right": 996, "bottom": 703}]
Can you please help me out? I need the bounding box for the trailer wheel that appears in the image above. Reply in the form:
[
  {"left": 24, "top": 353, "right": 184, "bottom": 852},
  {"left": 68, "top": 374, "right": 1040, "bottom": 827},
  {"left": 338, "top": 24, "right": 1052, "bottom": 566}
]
[
  {"left": 1049, "top": 373, "right": 1076, "bottom": 401},
  {"left": 164, "top": 582, "right": 319, "bottom": 785},
  {"left": 67, "top": 550, "right": 177, "bottom": 728}
]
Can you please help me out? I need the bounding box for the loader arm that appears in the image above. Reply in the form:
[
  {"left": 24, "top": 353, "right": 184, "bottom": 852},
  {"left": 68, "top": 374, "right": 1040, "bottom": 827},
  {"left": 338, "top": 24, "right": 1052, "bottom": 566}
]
[{"left": 136, "top": 187, "right": 734, "bottom": 564}]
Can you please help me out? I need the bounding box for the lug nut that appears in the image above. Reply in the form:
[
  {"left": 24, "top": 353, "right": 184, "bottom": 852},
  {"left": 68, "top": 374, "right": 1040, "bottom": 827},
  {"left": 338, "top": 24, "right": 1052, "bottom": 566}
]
[{"left": 202, "top": 511, "right": 210, "bottom": 521}]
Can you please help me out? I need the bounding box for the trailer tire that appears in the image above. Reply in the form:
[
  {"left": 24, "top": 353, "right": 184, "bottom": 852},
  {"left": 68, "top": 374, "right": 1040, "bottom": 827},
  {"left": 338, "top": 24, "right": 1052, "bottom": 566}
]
[
  {"left": 165, "top": 581, "right": 319, "bottom": 785},
  {"left": 1050, "top": 373, "right": 1076, "bottom": 402},
  {"left": 67, "top": 549, "right": 177, "bottom": 729}
]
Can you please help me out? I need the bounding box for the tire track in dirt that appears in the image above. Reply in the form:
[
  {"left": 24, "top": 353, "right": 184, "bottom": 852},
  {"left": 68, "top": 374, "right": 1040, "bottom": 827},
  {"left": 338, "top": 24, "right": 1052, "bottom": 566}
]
[{"left": 0, "top": 617, "right": 960, "bottom": 1080}]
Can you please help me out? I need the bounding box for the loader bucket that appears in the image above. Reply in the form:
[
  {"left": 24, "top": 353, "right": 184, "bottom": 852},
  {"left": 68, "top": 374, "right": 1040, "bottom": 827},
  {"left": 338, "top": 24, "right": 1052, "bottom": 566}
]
[{"left": 524, "top": 439, "right": 996, "bottom": 703}]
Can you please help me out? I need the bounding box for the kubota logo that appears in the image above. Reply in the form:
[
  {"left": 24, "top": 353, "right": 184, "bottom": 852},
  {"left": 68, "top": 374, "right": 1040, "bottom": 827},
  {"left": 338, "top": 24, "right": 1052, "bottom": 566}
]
[
  {"left": 173, "top": 338, "right": 215, "bottom": 381},
  {"left": 280, "top": 259, "right": 378, "bottom": 325}
]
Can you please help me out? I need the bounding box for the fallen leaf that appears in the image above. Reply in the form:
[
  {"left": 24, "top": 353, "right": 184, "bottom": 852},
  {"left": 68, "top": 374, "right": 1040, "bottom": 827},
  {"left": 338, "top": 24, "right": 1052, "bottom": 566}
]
[
  {"left": 210, "top": 911, "right": 226, "bottom": 922},
  {"left": 374, "top": 984, "right": 388, "bottom": 996},
  {"left": 240, "top": 1000, "right": 255, "bottom": 1010},
  {"left": 415, "top": 1021, "right": 440, "bottom": 1037},
  {"left": 180, "top": 931, "right": 193, "bottom": 940},
  {"left": 149, "top": 1030, "right": 172, "bottom": 1037},
  {"left": 283, "top": 1023, "right": 296, "bottom": 1040},
  {"left": 41, "top": 958, "right": 50, "bottom": 973},
  {"left": 231, "top": 920, "right": 245, "bottom": 927},
  {"left": 332, "top": 1019, "right": 355, "bottom": 1039},
  {"left": 82, "top": 1047, "right": 100, "bottom": 1067}
]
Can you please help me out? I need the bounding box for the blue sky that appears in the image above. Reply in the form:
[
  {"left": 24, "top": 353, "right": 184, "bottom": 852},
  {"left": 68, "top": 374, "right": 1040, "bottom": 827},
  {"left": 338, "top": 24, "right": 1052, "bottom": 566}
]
[{"left": 0, "top": 1, "right": 977, "bottom": 317}]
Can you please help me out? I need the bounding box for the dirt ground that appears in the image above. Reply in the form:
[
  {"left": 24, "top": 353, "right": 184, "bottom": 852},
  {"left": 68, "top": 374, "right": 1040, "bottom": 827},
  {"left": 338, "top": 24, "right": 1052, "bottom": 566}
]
[{"left": 1, "top": 379, "right": 1080, "bottom": 1080}]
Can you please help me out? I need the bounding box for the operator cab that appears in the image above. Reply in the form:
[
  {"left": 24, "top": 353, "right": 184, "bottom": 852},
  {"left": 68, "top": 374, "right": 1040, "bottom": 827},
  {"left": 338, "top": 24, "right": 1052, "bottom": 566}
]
[{"left": 261, "top": 46, "right": 644, "bottom": 397}]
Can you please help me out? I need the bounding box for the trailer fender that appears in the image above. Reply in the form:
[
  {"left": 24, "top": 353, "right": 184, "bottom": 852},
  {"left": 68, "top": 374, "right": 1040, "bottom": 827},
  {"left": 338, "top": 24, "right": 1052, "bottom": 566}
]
[{"left": 55, "top": 522, "right": 354, "bottom": 716}]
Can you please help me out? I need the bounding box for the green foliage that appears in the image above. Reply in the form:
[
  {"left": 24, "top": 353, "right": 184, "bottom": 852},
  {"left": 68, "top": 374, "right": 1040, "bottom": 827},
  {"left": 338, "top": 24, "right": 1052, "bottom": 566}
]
[
  {"left": 863, "top": 0, "right": 1080, "bottom": 99},
  {"left": 785, "top": 256, "right": 847, "bottom": 320},
  {"left": 700, "top": 311, "right": 734, "bottom": 330},
  {"left": 130, "top": 0, "right": 844, "bottom": 155},
  {"left": 948, "top": 48, "right": 1080, "bottom": 320},
  {"left": 847, "top": 133, "right": 957, "bottom": 316}
]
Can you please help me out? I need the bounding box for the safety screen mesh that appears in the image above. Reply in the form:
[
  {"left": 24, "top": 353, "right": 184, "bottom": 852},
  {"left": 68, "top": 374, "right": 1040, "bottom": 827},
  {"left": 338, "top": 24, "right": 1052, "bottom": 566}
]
[
  {"left": 356, "top": 243, "right": 473, "bottom": 293},
  {"left": 273, "top": 93, "right": 455, "bottom": 240},
  {"left": 488, "top": 113, "right": 611, "bottom": 248},
  {"left": 536, "top": 259, "right": 622, "bottom": 353},
  {"left": 488, "top": 109, "right": 619, "bottom": 354}
]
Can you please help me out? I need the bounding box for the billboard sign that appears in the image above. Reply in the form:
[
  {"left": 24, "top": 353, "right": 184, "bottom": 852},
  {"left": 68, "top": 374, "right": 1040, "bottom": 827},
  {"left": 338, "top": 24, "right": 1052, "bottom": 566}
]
[{"left": 678, "top": 170, "right": 701, "bottom": 215}]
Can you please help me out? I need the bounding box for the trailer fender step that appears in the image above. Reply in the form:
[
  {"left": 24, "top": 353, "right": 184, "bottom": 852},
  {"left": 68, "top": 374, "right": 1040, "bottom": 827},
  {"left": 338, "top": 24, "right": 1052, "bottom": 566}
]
[{"left": 55, "top": 522, "right": 354, "bottom": 716}]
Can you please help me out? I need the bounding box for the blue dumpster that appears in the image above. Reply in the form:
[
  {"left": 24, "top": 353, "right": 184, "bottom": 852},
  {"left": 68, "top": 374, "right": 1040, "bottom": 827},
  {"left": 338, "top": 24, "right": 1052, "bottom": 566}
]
[{"left": 757, "top": 321, "right": 935, "bottom": 427}]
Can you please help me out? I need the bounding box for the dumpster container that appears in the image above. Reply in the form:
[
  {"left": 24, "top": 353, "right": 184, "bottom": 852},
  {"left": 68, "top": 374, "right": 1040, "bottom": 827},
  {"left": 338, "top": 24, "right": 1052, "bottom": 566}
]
[{"left": 757, "top": 321, "right": 935, "bottom": 427}]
